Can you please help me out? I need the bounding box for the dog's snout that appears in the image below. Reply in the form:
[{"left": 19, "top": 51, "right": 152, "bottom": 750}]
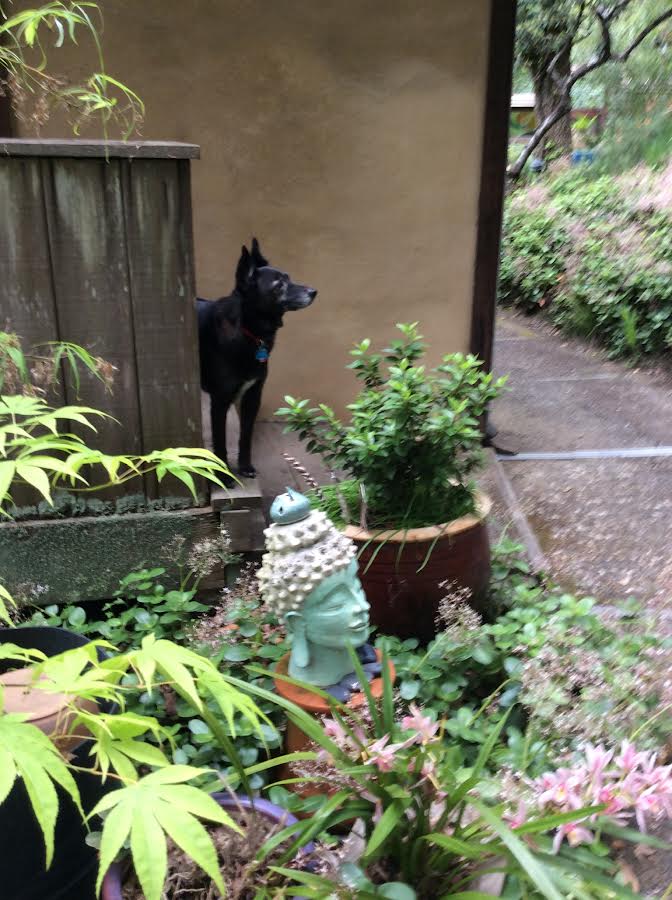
[{"left": 308, "top": 288, "right": 317, "bottom": 301}]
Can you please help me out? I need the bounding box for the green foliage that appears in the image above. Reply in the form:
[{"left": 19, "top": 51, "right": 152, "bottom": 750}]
[
  {"left": 0, "top": 331, "right": 114, "bottom": 397},
  {"left": 27, "top": 569, "right": 289, "bottom": 792},
  {"left": 548, "top": 172, "right": 620, "bottom": 217},
  {"left": 305, "top": 479, "right": 361, "bottom": 528},
  {"left": 499, "top": 168, "right": 672, "bottom": 358},
  {"left": 277, "top": 324, "right": 506, "bottom": 529},
  {"left": 498, "top": 207, "right": 568, "bottom": 312},
  {"left": 592, "top": 0, "right": 672, "bottom": 172},
  {"left": 515, "top": 0, "right": 577, "bottom": 72},
  {"left": 0, "top": 635, "right": 267, "bottom": 900},
  {"left": 0, "top": 711, "right": 82, "bottom": 869},
  {"left": 30, "top": 568, "right": 210, "bottom": 646},
  {"left": 90, "top": 766, "right": 238, "bottom": 899},
  {"left": 381, "top": 539, "right": 672, "bottom": 776},
  {"left": 0, "top": 393, "right": 232, "bottom": 515},
  {"left": 552, "top": 236, "right": 672, "bottom": 356},
  {"left": 254, "top": 647, "right": 635, "bottom": 899},
  {"left": 0, "top": 2, "right": 143, "bottom": 137}
]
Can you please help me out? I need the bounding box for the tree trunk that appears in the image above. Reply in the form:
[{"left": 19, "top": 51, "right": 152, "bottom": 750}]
[{"left": 533, "top": 45, "right": 572, "bottom": 161}]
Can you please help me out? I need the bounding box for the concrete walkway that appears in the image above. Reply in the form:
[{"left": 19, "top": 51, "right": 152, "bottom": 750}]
[{"left": 490, "top": 310, "right": 672, "bottom": 610}]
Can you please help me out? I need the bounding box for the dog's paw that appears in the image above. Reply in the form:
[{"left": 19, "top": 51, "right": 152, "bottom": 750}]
[
  {"left": 238, "top": 464, "right": 257, "bottom": 480},
  {"left": 221, "top": 471, "right": 237, "bottom": 488}
]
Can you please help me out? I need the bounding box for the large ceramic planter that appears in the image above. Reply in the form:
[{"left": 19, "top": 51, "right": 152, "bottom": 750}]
[
  {"left": 0, "top": 626, "right": 115, "bottom": 900},
  {"left": 101, "top": 794, "right": 314, "bottom": 899},
  {"left": 345, "top": 493, "right": 492, "bottom": 643}
]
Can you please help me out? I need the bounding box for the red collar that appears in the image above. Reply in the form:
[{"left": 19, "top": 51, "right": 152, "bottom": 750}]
[{"left": 241, "top": 326, "right": 265, "bottom": 346}]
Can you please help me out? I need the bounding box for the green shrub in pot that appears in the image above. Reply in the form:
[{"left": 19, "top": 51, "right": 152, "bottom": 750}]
[
  {"left": 277, "top": 323, "right": 506, "bottom": 531},
  {"left": 277, "top": 324, "right": 506, "bottom": 641}
]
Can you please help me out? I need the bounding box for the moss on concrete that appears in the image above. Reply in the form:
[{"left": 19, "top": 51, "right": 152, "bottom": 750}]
[
  {"left": 8, "top": 490, "right": 209, "bottom": 521},
  {"left": 0, "top": 507, "right": 221, "bottom": 605}
]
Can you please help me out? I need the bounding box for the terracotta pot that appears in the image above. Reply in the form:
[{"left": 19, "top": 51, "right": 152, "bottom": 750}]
[
  {"left": 345, "top": 492, "right": 492, "bottom": 643},
  {"left": 273, "top": 650, "right": 395, "bottom": 755},
  {"left": 0, "top": 626, "right": 115, "bottom": 900},
  {"left": 101, "top": 794, "right": 314, "bottom": 900}
]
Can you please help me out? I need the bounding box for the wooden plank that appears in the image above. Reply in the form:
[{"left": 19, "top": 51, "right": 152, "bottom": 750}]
[
  {"left": 0, "top": 157, "right": 61, "bottom": 507},
  {"left": 0, "top": 158, "right": 60, "bottom": 357},
  {"left": 0, "top": 139, "right": 200, "bottom": 159},
  {"left": 469, "top": 0, "right": 517, "bottom": 374},
  {"left": 0, "top": 59, "right": 13, "bottom": 138},
  {"left": 122, "top": 158, "right": 203, "bottom": 501},
  {"left": 41, "top": 156, "right": 143, "bottom": 497}
]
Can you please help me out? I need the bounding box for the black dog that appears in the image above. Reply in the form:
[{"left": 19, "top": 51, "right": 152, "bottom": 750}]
[{"left": 197, "top": 238, "right": 316, "bottom": 482}]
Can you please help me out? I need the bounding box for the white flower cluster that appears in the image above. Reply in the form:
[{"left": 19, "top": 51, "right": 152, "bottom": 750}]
[{"left": 257, "top": 509, "right": 356, "bottom": 617}]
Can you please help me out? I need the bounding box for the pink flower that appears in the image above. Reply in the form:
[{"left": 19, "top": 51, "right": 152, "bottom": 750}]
[
  {"left": 536, "top": 769, "right": 583, "bottom": 811},
  {"left": 552, "top": 822, "right": 594, "bottom": 853},
  {"left": 596, "top": 786, "right": 627, "bottom": 820},
  {"left": 615, "top": 740, "right": 648, "bottom": 774},
  {"left": 322, "top": 717, "right": 346, "bottom": 746},
  {"left": 632, "top": 785, "right": 672, "bottom": 831},
  {"left": 401, "top": 704, "right": 439, "bottom": 743},
  {"left": 507, "top": 800, "right": 528, "bottom": 830},
  {"left": 364, "top": 735, "right": 405, "bottom": 772},
  {"left": 584, "top": 744, "right": 613, "bottom": 786}
]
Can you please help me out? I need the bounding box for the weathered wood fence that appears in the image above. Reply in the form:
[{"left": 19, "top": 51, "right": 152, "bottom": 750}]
[
  {"left": 0, "top": 140, "right": 231, "bottom": 604},
  {"left": 0, "top": 139, "right": 203, "bottom": 504}
]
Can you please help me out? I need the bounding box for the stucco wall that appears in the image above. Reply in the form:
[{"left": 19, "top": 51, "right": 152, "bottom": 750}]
[{"left": 18, "top": 0, "right": 492, "bottom": 415}]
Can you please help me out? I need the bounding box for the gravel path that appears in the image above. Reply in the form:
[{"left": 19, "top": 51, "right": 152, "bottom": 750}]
[{"left": 491, "top": 310, "right": 671, "bottom": 612}]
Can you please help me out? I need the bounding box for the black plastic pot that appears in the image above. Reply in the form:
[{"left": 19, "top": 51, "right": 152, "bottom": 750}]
[{"left": 0, "top": 626, "right": 115, "bottom": 900}]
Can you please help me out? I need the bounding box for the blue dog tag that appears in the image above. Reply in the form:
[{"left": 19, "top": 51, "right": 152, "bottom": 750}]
[{"left": 256, "top": 347, "right": 269, "bottom": 362}]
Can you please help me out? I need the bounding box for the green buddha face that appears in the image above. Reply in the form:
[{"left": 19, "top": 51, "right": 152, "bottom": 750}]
[{"left": 300, "top": 559, "right": 370, "bottom": 650}]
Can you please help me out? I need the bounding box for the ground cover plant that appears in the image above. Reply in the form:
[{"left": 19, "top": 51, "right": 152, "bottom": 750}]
[
  {"left": 498, "top": 164, "right": 672, "bottom": 359},
  {"left": 16, "top": 527, "right": 672, "bottom": 896},
  {"left": 382, "top": 539, "right": 672, "bottom": 779},
  {"left": 27, "top": 560, "right": 288, "bottom": 793},
  {"left": 246, "top": 649, "right": 669, "bottom": 899}
]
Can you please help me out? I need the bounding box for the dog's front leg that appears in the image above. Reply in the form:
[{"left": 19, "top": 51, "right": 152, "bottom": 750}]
[
  {"left": 238, "top": 379, "right": 263, "bottom": 479},
  {"left": 210, "top": 394, "right": 235, "bottom": 485}
]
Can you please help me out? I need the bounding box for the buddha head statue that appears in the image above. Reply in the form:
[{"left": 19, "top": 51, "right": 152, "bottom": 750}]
[{"left": 257, "top": 488, "right": 370, "bottom": 687}]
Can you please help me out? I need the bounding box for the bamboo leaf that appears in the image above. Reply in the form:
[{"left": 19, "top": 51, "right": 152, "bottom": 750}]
[{"left": 15, "top": 462, "right": 52, "bottom": 503}]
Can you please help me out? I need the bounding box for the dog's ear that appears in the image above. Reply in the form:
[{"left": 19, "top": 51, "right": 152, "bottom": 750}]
[
  {"left": 250, "top": 237, "right": 269, "bottom": 268},
  {"left": 235, "top": 245, "right": 256, "bottom": 289}
]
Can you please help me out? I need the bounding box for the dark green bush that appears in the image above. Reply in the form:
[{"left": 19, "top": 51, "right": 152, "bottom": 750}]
[
  {"left": 498, "top": 165, "right": 672, "bottom": 359},
  {"left": 498, "top": 207, "right": 568, "bottom": 312}
]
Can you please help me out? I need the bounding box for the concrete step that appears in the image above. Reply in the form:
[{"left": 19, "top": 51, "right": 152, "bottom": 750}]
[{"left": 211, "top": 477, "right": 263, "bottom": 511}]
